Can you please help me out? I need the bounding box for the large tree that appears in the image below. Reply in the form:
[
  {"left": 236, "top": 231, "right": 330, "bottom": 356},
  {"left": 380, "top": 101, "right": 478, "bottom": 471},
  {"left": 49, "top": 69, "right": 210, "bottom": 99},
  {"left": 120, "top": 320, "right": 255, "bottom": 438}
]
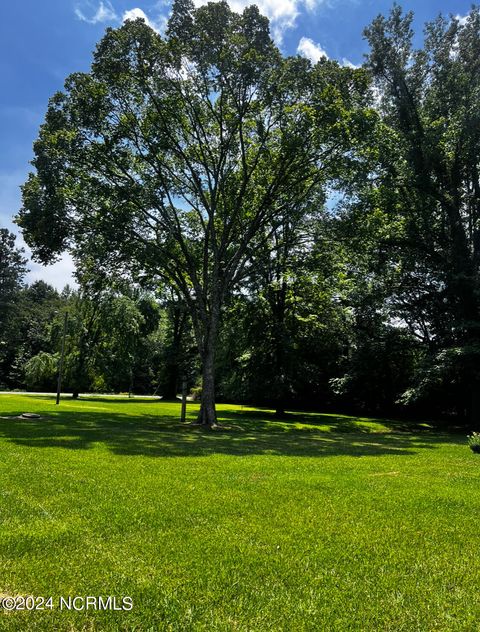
[
  {"left": 346, "top": 5, "right": 480, "bottom": 424},
  {"left": 18, "top": 1, "right": 370, "bottom": 424}
]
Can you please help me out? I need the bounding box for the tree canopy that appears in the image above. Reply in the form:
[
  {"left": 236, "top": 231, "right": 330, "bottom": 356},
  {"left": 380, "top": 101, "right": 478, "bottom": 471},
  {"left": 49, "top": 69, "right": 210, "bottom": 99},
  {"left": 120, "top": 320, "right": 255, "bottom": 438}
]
[
  {"left": 12, "top": 2, "right": 480, "bottom": 427},
  {"left": 354, "top": 5, "right": 480, "bottom": 423},
  {"left": 18, "top": 0, "right": 372, "bottom": 424}
]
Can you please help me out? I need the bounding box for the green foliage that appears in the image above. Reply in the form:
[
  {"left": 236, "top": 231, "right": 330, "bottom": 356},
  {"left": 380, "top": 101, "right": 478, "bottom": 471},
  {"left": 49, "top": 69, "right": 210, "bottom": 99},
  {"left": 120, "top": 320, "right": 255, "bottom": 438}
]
[
  {"left": 24, "top": 351, "right": 58, "bottom": 390},
  {"left": 59, "top": 289, "right": 162, "bottom": 395},
  {"left": 0, "top": 228, "right": 27, "bottom": 306},
  {"left": 90, "top": 373, "right": 108, "bottom": 393},
  {"left": 4, "top": 4, "right": 480, "bottom": 426},
  {"left": 16, "top": 2, "right": 373, "bottom": 424},
  {"left": 155, "top": 294, "right": 198, "bottom": 398},
  {"left": 1, "top": 278, "right": 62, "bottom": 389},
  {"left": 468, "top": 432, "right": 480, "bottom": 453},
  {"left": 217, "top": 214, "right": 352, "bottom": 410},
  {"left": 337, "top": 4, "right": 480, "bottom": 422},
  {"left": 0, "top": 228, "right": 28, "bottom": 385}
]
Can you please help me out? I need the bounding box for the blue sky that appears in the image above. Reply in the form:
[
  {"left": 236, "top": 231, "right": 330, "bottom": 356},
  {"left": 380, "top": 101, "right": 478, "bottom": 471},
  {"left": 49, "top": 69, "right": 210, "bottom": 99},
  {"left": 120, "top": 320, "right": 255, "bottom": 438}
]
[{"left": 0, "top": 0, "right": 473, "bottom": 288}]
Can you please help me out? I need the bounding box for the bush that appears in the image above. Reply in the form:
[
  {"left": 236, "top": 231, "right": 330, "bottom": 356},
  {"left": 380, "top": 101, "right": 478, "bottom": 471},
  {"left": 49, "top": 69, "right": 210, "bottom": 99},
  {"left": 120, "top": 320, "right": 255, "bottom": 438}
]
[
  {"left": 467, "top": 432, "right": 480, "bottom": 453},
  {"left": 91, "top": 375, "right": 108, "bottom": 393}
]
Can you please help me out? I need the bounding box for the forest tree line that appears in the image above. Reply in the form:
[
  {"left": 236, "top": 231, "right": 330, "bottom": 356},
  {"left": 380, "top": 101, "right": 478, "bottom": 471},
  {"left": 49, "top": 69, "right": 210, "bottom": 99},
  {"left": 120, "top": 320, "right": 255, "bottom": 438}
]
[
  {"left": 1, "top": 2, "right": 480, "bottom": 425},
  {"left": 0, "top": 231, "right": 422, "bottom": 417}
]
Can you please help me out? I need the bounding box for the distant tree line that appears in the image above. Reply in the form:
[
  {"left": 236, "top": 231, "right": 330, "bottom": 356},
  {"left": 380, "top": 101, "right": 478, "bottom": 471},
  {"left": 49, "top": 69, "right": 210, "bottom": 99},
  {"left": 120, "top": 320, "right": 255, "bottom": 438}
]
[{"left": 2, "top": 2, "right": 478, "bottom": 426}]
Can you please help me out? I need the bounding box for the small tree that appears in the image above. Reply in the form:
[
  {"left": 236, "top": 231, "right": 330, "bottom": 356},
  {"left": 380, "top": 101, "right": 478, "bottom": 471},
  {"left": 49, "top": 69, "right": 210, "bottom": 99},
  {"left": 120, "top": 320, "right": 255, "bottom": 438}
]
[{"left": 24, "top": 351, "right": 58, "bottom": 391}]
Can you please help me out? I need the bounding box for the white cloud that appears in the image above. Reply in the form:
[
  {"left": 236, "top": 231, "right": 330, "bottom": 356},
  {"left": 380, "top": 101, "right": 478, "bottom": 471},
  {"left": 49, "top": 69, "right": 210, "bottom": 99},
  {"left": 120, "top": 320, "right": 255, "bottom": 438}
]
[
  {"left": 341, "top": 57, "right": 358, "bottom": 69},
  {"left": 122, "top": 7, "right": 167, "bottom": 33},
  {"left": 297, "top": 36, "right": 328, "bottom": 63},
  {"left": 193, "top": 0, "right": 326, "bottom": 43},
  {"left": 296, "top": 39, "right": 360, "bottom": 67},
  {"left": 75, "top": 2, "right": 168, "bottom": 33},
  {"left": 455, "top": 14, "right": 468, "bottom": 26},
  {"left": 123, "top": 7, "right": 150, "bottom": 23},
  {"left": 74, "top": 0, "right": 330, "bottom": 44},
  {"left": 75, "top": 1, "right": 118, "bottom": 24}
]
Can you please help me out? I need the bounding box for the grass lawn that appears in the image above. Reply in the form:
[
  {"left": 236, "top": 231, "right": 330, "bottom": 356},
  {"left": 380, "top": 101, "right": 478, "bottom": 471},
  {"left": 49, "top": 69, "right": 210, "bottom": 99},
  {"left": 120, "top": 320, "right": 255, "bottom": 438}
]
[{"left": 0, "top": 394, "right": 479, "bottom": 631}]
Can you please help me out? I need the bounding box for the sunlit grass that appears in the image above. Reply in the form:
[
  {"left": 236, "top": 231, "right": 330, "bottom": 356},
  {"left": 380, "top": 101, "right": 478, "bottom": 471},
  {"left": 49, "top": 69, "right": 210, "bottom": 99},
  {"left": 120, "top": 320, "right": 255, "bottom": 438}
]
[{"left": 0, "top": 394, "right": 478, "bottom": 631}]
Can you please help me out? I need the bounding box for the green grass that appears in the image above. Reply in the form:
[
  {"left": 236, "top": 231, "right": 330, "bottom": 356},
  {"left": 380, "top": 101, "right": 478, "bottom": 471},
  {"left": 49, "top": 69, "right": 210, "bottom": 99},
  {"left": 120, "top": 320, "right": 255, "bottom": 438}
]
[{"left": 0, "top": 394, "right": 479, "bottom": 631}]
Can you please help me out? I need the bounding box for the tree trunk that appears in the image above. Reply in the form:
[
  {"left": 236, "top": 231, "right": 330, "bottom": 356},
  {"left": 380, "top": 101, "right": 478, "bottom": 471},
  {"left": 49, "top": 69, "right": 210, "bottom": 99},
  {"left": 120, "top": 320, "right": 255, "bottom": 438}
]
[
  {"left": 272, "top": 278, "right": 288, "bottom": 419},
  {"left": 197, "top": 346, "right": 217, "bottom": 426},
  {"left": 195, "top": 304, "right": 220, "bottom": 427},
  {"left": 128, "top": 367, "right": 134, "bottom": 398}
]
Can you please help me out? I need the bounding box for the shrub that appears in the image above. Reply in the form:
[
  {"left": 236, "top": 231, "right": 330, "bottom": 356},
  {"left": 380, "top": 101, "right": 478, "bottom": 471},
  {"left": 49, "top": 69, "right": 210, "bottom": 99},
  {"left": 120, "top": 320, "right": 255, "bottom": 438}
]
[
  {"left": 467, "top": 432, "right": 480, "bottom": 453},
  {"left": 91, "top": 375, "right": 108, "bottom": 393}
]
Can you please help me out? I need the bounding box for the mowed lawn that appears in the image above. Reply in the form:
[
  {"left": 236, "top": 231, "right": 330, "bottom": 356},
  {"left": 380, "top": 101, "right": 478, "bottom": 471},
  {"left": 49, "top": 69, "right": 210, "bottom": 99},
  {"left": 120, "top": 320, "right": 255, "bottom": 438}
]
[{"left": 0, "top": 395, "right": 479, "bottom": 631}]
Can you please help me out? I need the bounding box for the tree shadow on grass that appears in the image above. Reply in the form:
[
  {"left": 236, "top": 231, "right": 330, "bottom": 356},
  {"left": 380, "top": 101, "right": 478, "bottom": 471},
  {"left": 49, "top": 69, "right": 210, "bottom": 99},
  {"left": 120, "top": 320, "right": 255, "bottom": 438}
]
[
  {"left": 217, "top": 407, "right": 423, "bottom": 430},
  {"left": 24, "top": 395, "right": 164, "bottom": 404},
  {"left": 0, "top": 399, "right": 462, "bottom": 459}
]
